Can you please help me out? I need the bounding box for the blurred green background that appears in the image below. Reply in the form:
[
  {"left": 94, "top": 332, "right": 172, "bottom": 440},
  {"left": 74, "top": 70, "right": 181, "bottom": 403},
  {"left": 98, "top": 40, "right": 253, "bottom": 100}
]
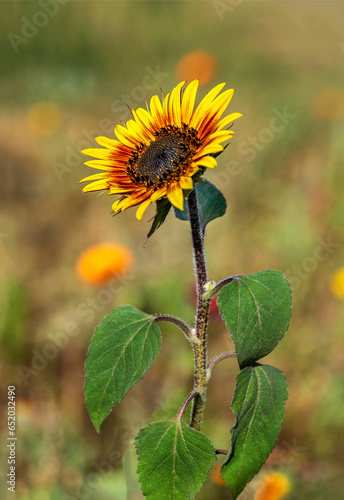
[{"left": 1, "top": 1, "right": 344, "bottom": 499}]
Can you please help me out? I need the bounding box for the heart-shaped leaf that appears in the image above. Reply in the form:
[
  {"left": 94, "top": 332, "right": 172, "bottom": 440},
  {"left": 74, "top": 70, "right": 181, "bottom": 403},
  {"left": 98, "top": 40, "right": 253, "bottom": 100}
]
[
  {"left": 217, "top": 270, "right": 292, "bottom": 368},
  {"left": 136, "top": 419, "right": 216, "bottom": 499},
  {"left": 84, "top": 305, "right": 162, "bottom": 431}
]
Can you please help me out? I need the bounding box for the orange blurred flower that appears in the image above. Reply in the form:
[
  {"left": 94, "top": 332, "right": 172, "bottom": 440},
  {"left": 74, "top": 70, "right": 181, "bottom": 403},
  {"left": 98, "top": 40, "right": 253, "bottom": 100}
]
[
  {"left": 26, "top": 101, "right": 62, "bottom": 136},
  {"left": 255, "top": 471, "right": 292, "bottom": 500},
  {"left": 176, "top": 50, "right": 218, "bottom": 87},
  {"left": 311, "top": 88, "right": 344, "bottom": 122},
  {"left": 329, "top": 266, "right": 344, "bottom": 300},
  {"left": 76, "top": 243, "right": 134, "bottom": 287},
  {"left": 210, "top": 464, "right": 227, "bottom": 487}
]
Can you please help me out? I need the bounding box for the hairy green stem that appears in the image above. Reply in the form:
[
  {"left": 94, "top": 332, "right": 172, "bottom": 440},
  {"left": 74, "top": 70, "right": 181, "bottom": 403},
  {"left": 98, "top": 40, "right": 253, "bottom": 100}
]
[{"left": 188, "top": 189, "right": 210, "bottom": 431}]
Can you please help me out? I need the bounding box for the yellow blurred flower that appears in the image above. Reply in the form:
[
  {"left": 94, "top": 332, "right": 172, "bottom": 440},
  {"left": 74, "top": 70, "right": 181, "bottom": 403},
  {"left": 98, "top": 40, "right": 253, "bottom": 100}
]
[
  {"left": 76, "top": 243, "right": 134, "bottom": 287},
  {"left": 311, "top": 88, "right": 344, "bottom": 122},
  {"left": 176, "top": 50, "right": 218, "bottom": 87},
  {"left": 26, "top": 102, "right": 62, "bottom": 137},
  {"left": 255, "top": 471, "right": 292, "bottom": 500},
  {"left": 16, "top": 398, "right": 36, "bottom": 423},
  {"left": 329, "top": 267, "right": 344, "bottom": 299}
]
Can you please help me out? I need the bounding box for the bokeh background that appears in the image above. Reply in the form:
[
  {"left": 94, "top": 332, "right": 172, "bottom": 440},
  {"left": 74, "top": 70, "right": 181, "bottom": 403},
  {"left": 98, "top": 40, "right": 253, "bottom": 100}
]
[{"left": 1, "top": 1, "right": 344, "bottom": 499}]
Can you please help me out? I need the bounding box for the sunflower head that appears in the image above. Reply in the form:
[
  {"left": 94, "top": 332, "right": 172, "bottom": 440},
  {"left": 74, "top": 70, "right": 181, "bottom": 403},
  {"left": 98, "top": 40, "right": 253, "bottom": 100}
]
[{"left": 80, "top": 80, "right": 241, "bottom": 221}]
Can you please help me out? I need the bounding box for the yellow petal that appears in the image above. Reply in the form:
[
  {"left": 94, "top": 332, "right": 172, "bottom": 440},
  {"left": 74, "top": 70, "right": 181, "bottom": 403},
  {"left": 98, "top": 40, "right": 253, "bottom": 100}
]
[
  {"left": 150, "top": 187, "right": 167, "bottom": 202},
  {"left": 136, "top": 199, "right": 152, "bottom": 220},
  {"left": 212, "top": 89, "right": 234, "bottom": 112},
  {"left": 82, "top": 148, "right": 112, "bottom": 160},
  {"left": 126, "top": 119, "right": 150, "bottom": 145},
  {"left": 117, "top": 190, "right": 150, "bottom": 211},
  {"left": 132, "top": 108, "right": 156, "bottom": 139},
  {"left": 190, "top": 82, "right": 227, "bottom": 129},
  {"left": 150, "top": 95, "right": 165, "bottom": 128},
  {"left": 163, "top": 92, "right": 171, "bottom": 124},
  {"left": 167, "top": 183, "right": 184, "bottom": 210},
  {"left": 179, "top": 176, "right": 194, "bottom": 190},
  {"left": 204, "top": 130, "right": 234, "bottom": 145},
  {"left": 95, "top": 136, "right": 120, "bottom": 149},
  {"left": 114, "top": 196, "right": 132, "bottom": 212},
  {"left": 115, "top": 125, "right": 138, "bottom": 148},
  {"left": 181, "top": 80, "right": 199, "bottom": 124},
  {"left": 198, "top": 89, "right": 234, "bottom": 136},
  {"left": 82, "top": 180, "right": 109, "bottom": 192},
  {"left": 168, "top": 81, "right": 184, "bottom": 127},
  {"left": 112, "top": 197, "right": 125, "bottom": 212},
  {"left": 195, "top": 156, "right": 217, "bottom": 169},
  {"left": 79, "top": 172, "right": 109, "bottom": 183},
  {"left": 109, "top": 186, "right": 133, "bottom": 194},
  {"left": 194, "top": 144, "right": 223, "bottom": 158},
  {"left": 216, "top": 112, "right": 243, "bottom": 131},
  {"left": 84, "top": 160, "right": 114, "bottom": 171}
]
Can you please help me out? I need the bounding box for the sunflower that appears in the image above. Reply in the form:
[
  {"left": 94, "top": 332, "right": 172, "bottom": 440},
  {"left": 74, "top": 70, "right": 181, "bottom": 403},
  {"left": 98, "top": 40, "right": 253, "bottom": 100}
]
[{"left": 80, "top": 80, "right": 241, "bottom": 220}]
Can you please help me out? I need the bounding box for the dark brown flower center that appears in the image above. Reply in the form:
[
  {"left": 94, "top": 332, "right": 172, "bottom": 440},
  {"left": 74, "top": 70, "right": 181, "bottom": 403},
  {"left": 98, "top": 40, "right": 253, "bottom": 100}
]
[{"left": 126, "top": 125, "right": 201, "bottom": 189}]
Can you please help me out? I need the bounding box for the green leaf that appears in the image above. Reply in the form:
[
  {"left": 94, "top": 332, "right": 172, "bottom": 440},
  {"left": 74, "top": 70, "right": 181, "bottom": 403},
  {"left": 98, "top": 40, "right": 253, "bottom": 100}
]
[
  {"left": 217, "top": 270, "right": 292, "bottom": 368},
  {"left": 221, "top": 365, "right": 288, "bottom": 498},
  {"left": 174, "top": 181, "right": 226, "bottom": 228},
  {"left": 145, "top": 198, "right": 172, "bottom": 243},
  {"left": 84, "top": 305, "right": 162, "bottom": 432},
  {"left": 136, "top": 419, "right": 216, "bottom": 499}
]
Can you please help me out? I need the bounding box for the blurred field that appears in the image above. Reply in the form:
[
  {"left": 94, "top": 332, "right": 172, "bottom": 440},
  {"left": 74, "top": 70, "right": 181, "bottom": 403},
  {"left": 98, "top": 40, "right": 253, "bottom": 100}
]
[{"left": 1, "top": 1, "right": 344, "bottom": 499}]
